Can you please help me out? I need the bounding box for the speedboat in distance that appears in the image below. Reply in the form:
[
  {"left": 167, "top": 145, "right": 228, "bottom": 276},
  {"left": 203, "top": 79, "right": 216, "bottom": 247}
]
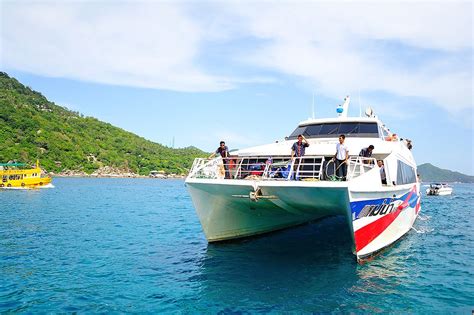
[
  {"left": 426, "top": 183, "right": 453, "bottom": 196},
  {"left": 186, "top": 96, "right": 421, "bottom": 262}
]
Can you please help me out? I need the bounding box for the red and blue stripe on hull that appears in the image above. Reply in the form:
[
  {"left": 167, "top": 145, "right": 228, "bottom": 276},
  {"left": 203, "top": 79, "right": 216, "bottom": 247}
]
[{"left": 350, "top": 185, "right": 421, "bottom": 260}]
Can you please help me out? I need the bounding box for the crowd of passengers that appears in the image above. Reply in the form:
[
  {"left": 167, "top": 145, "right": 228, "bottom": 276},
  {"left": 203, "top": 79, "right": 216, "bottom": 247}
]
[{"left": 209, "top": 136, "right": 396, "bottom": 183}]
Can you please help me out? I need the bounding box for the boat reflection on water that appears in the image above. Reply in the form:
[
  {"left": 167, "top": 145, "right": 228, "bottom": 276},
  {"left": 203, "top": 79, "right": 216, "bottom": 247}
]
[
  {"left": 193, "top": 216, "right": 417, "bottom": 312},
  {"left": 352, "top": 238, "right": 414, "bottom": 291},
  {"left": 347, "top": 237, "right": 416, "bottom": 312},
  {"left": 195, "top": 216, "right": 360, "bottom": 311}
]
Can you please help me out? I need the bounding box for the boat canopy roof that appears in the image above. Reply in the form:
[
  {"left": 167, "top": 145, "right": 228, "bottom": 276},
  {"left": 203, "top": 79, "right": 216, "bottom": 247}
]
[
  {"left": 288, "top": 119, "right": 380, "bottom": 140},
  {"left": 298, "top": 116, "right": 380, "bottom": 126},
  {"left": 0, "top": 163, "right": 26, "bottom": 167}
]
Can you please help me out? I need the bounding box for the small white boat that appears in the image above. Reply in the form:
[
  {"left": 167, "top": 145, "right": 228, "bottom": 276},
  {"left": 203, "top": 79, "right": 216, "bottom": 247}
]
[{"left": 426, "top": 183, "right": 453, "bottom": 196}]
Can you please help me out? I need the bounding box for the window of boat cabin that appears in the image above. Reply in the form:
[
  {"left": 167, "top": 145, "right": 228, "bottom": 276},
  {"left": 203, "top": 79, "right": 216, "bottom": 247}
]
[
  {"left": 288, "top": 122, "right": 379, "bottom": 139},
  {"left": 396, "top": 160, "right": 416, "bottom": 185}
]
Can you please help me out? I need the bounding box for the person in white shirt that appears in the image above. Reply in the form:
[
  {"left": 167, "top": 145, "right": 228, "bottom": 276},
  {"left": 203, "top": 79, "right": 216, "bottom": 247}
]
[{"left": 333, "top": 134, "right": 349, "bottom": 181}]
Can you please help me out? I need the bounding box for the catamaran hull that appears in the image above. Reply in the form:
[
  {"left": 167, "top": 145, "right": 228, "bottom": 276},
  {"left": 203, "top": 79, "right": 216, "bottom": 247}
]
[
  {"left": 350, "top": 184, "right": 421, "bottom": 261},
  {"left": 186, "top": 179, "right": 421, "bottom": 261},
  {"left": 186, "top": 179, "right": 351, "bottom": 242}
]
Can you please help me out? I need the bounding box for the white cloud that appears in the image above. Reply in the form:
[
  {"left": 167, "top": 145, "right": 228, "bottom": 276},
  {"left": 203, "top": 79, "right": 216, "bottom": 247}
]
[
  {"left": 1, "top": 1, "right": 233, "bottom": 91},
  {"left": 223, "top": 2, "right": 473, "bottom": 112},
  {"left": 1, "top": 1, "right": 472, "bottom": 114}
]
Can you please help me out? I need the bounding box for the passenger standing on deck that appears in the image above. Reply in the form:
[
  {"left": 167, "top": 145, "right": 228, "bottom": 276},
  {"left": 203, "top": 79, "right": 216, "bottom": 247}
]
[
  {"left": 209, "top": 141, "right": 231, "bottom": 179},
  {"left": 359, "top": 145, "right": 374, "bottom": 164},
  {"left": 291, "top": 134, "right": 309, "bottom": 179},
  {"left": 378, "top": 160, "right": 387, "bottom": 184},
  {"left": 333, "top": 135, "right": 349, "bottom": 181},
  {"left": 291, "top": 134, "right": 309, "bottom": 159}
]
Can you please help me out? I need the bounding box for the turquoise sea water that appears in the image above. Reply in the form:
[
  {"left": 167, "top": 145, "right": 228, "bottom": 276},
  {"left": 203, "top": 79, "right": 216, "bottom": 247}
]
[{"left": 1, "top": 178, "right": 473, "bottom": 313}]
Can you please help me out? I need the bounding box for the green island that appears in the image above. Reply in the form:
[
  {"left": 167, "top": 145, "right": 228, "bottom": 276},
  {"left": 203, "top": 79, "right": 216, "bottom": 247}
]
[
  {"left": 0, "top": 72, "right": 207, "bottom": 177},
  {"left": 417, "top": 163, "right": 474, "bottom": 183}
]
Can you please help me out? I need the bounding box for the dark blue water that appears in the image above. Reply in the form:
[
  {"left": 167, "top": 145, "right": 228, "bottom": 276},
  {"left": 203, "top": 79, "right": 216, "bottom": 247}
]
[{"left": 1, "top": 179, "right": 473, "bottom": 313}]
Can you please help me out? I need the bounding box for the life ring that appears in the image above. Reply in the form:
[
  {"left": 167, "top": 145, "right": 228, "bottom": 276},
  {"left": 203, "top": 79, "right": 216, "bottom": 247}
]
[
  {"left": 7, "top": 184, "right": 12, "bottom": 187},
  {"left": 39, "top": 182, "right": 43, "bottom": 186},
  {"left": 0, "top": 184, "right": 4, "bottom": 187},
  {"left": 21, "top": 183, "right": 26, "bottom": 187}
]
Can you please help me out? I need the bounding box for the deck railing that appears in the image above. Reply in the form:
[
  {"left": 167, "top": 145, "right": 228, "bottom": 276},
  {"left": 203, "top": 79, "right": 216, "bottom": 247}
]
[
  {"left": 188, "top": 155, "right": 376, "bottom": 181},
  {"left": 346, "top": 156, "right": 377, "bottom": 180}
]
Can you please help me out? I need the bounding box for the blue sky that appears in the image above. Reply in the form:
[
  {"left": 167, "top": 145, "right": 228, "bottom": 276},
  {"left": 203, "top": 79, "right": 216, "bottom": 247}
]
[{"left": 1, "top": 1, "right": 473, "bottom": 175}]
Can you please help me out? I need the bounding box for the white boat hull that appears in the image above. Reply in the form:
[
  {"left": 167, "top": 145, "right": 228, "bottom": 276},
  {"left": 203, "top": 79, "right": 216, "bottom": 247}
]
[
  {"left": 186, "top": 179, "right": 350, "bottom": 242},
  {"left": 426, "top": 187, "right": 453, "bottom": 196},
  {"left": 186, "top": 178, "right": 421, "bottom": 261},
  {"left": 349, "top": 184, "right": 421, "bottom": 260}
]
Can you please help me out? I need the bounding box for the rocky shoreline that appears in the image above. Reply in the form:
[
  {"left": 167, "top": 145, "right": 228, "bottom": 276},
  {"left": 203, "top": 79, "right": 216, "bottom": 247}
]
[{"left": 48, "top": 166, "right": 186, "bottom": 179}]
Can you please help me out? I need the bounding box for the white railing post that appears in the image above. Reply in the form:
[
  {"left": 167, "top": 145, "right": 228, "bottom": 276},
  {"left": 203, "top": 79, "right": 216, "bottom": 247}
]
[
  {"left": 295, "top": 157, "right": 302, "bottom": 180},
  {"left": 287, "top": 158, "right": 295, "bottom": 180}
]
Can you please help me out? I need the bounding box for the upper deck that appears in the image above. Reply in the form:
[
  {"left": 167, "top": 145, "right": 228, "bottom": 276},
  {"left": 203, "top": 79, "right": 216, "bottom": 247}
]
[{"left": 287, "top": 97, "right": 391, "bottom": 141}]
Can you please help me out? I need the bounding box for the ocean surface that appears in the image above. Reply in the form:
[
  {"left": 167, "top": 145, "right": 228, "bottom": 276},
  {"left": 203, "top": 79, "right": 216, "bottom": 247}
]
[{"left": 1, "top": 178, "right": 472, "bottom": 313}]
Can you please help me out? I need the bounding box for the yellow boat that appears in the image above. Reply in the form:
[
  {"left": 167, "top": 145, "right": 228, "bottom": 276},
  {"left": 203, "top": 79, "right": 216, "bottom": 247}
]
[{"left": 0, "top": 160, "right": 52, "bottom": 188}]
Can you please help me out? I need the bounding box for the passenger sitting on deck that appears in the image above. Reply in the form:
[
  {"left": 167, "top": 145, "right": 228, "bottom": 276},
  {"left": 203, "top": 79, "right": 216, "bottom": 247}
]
[
  {"left": 269, "top": 162, "right": 291, "bottom": 179},
  {"left": 249, "top": 163, "right": 265, "bottom": 176},
  {"left": 385, "top": 132, "right": 398, "bottom": 142}
]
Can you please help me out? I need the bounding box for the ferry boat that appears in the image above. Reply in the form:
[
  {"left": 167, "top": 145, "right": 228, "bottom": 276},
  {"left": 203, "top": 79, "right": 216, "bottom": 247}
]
[
  {"left": 426, "top": 183, "right": 453, "bottom": 196},
  {"left": 186, "top": 96, "right": 421, "bottom": 262},
  {"left": 0, "top": 160, "right": 52, "bottom": 188}
]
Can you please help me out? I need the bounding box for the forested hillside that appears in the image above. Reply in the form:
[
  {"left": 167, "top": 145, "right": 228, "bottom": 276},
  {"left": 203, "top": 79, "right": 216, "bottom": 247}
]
[
  {"left": 0, "top": 72, "right": 207, "bottom": 175},
  {"left": 417, "top": 163, "right": 474, "bottom": 183}
]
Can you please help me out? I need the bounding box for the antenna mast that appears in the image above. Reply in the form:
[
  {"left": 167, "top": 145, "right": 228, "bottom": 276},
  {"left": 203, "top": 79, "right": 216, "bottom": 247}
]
[{"left": 358, "top": 90, "right": 362, "bottom": 117}]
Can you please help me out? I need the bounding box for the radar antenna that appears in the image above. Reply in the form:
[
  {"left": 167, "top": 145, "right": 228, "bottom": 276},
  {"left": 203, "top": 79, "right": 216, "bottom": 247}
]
[{"left": 365, "top": 107, "right": 374, "bottom": 118}]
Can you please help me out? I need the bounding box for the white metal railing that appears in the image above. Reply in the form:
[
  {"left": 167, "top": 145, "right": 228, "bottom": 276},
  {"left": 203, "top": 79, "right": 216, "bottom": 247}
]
[
  {"left": 188, "top": 156, "right": 325, "bottom": 181},
  {"left": 188, "top": 157, "right": 225, "bottom": 179},
  {"left": 346, "top": 156, "right": 377, "bottom": 180},
  {"left": 187, "top": 155, "right": 377, "bottom": 181}
]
